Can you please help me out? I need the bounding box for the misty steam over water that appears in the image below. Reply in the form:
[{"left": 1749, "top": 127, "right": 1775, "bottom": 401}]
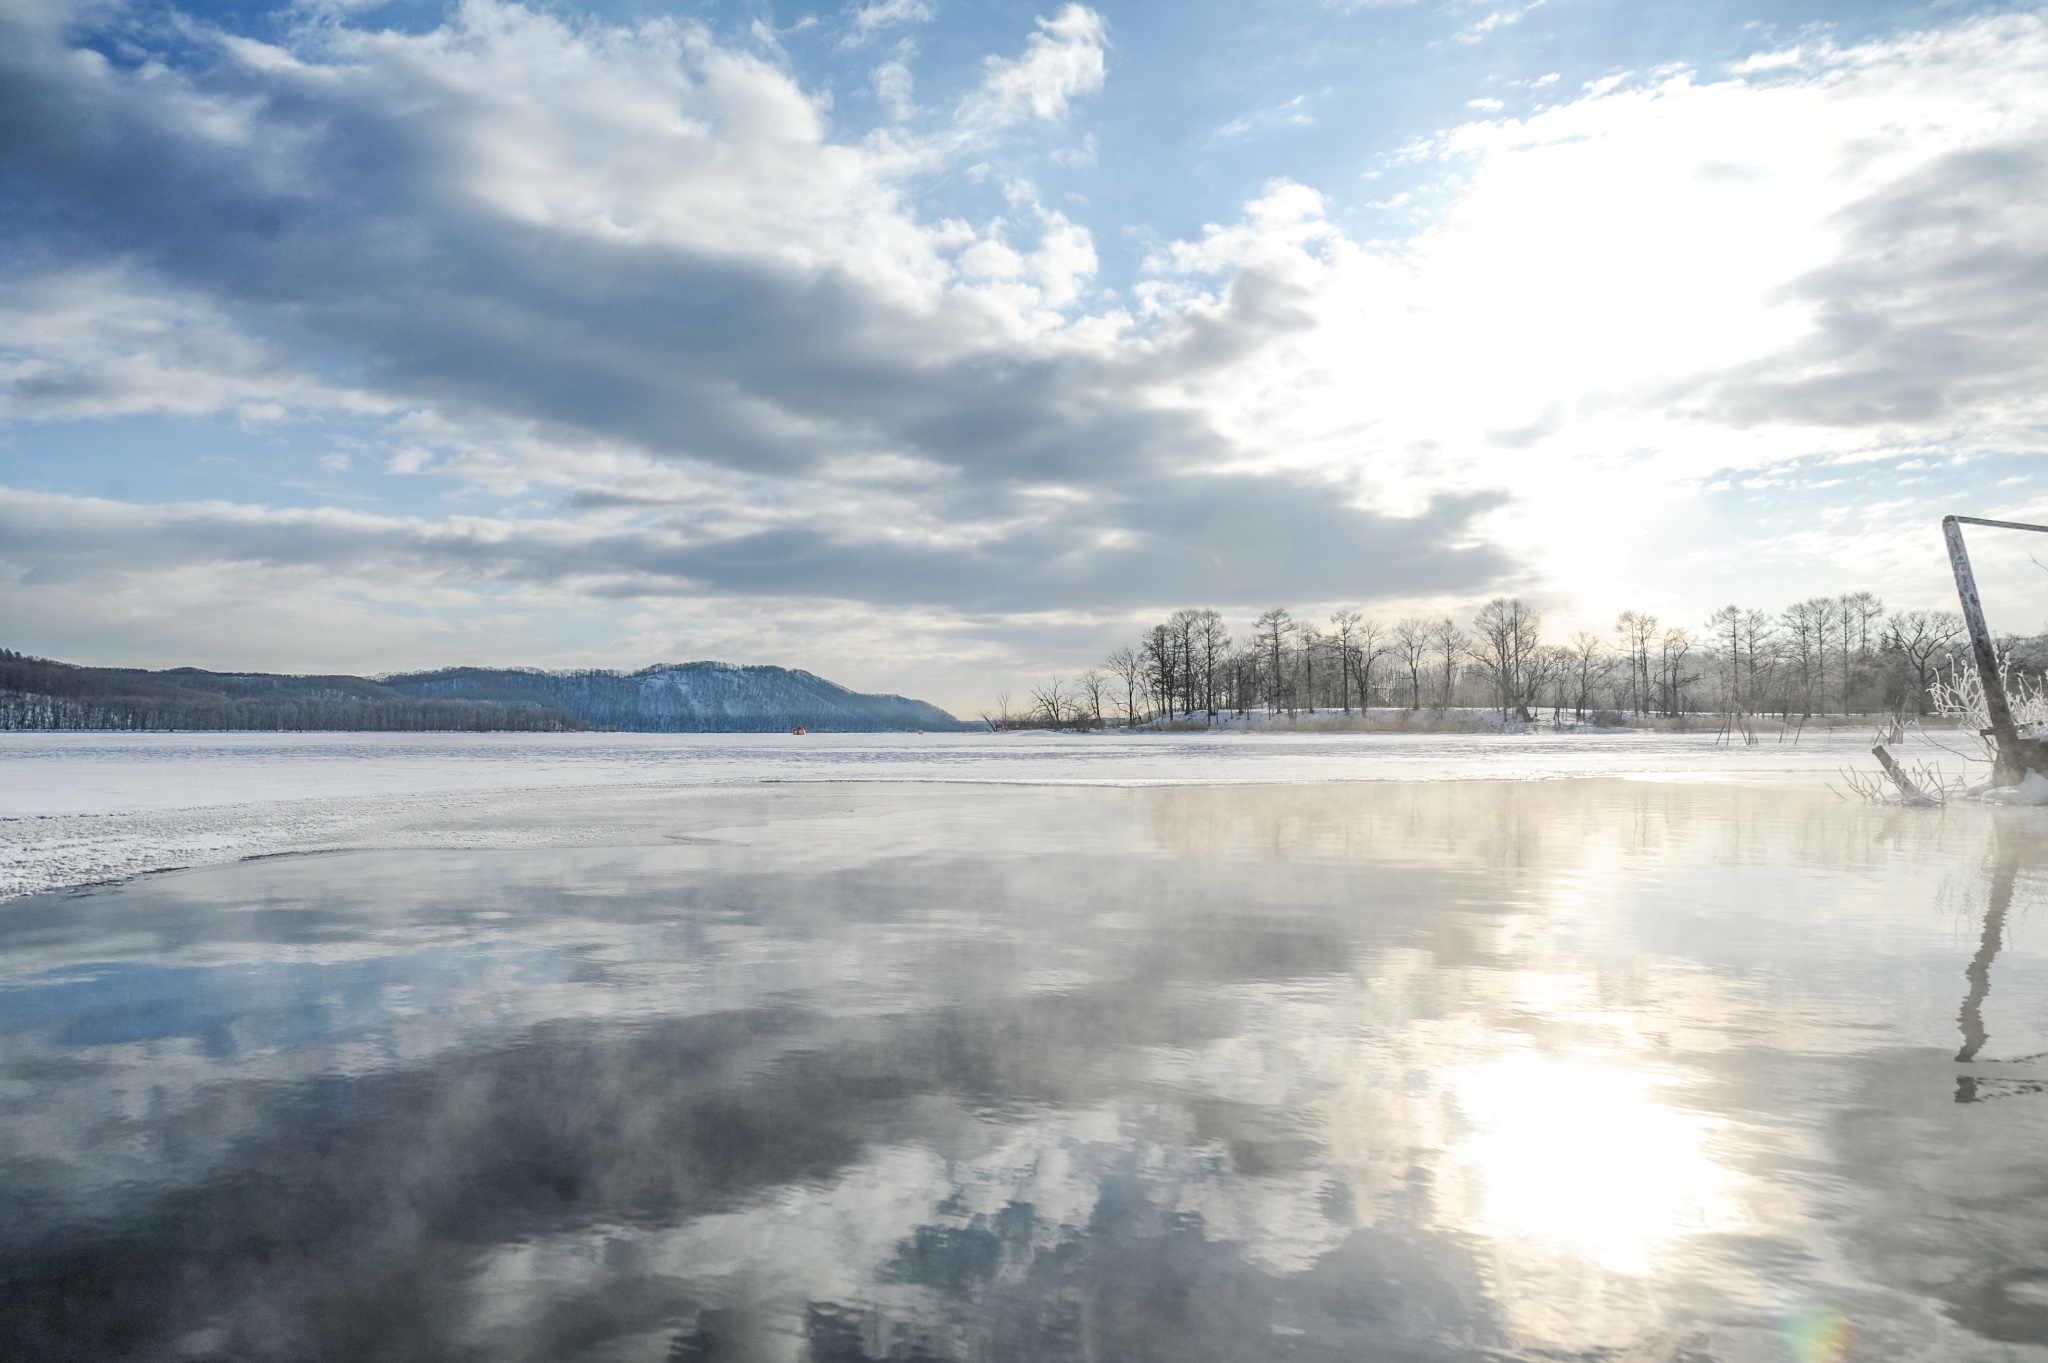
[{"left": 3, "top": 781, "right": 2046, "bottom": 1360}]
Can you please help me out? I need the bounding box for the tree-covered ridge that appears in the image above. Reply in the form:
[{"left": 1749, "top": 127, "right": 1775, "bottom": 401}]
[
  {"left": 0, "top": 651, "right": 585, "bottom": 732},
  {"left": 0, "top": 653, "right": 965, "bottom": 733},
  {"left": 382, "top": 663, "right": 965, "bottom": 733}
]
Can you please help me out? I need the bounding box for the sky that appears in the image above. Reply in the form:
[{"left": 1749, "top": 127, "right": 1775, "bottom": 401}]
[{"left": 2, "top": 0, "right": 2046, "bottom": 711}]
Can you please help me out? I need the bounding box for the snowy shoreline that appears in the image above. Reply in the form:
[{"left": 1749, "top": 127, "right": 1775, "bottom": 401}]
[{"left": 0, "top": 728, "right": 1942, "bottom": 901}]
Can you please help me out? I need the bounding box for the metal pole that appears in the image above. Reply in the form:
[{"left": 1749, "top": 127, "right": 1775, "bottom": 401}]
[
  {"left": 1950, "top": 515, "right": 2048, "bottom": 536},
  {"left": 1943, "top": 515, "right": 2023, "bottom": 784}
]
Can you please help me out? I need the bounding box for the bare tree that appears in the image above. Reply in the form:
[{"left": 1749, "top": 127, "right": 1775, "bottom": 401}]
[
  {"left": 1229, "top": 643, "right": 1259, "bottom": 717},
  {"left": 1739, "top": 608, "right": 1777, "bottom": 715},
  {"left": 1104, "top": 645, "right": 1144, "bottom": 727},
  {"left": 1167, "top": 608, "right": 1205, "bottom": 717},
  {"left": 1078, "top": 669, "right": 1108, "bottom": 728},
  {"left": 1029, "top": 676, "right": 1071, "bottom": 728},
  {"left": 1354, "top": 617, "right": 1388, "bottom": 714},
  {"left": 1658, "top": 627, "right": 1697, "bottom": 715},
  {"left": 980, "top": 687, "right": 1013, "bottom": 733},
  {"left": 1615, "top": 610, "right": 1659, "bottom": 715},
  {"left": 1852, "top": 592, "right": 1886, "bottom": 655},
  {"left": 1384, "top": 609, "right": 1417, "bottom": 704},
  {"left": 1564, "top": 631, "right": 1609, "bottom": 722},
  {"left": 1296, "top": 622, "right": 1324, "bottom": 717},
  {"left": 1143, "top": 624, "right": 1177, "bottom": 720},
  {"left": 1427, "top": 617, "right": 1467, "bottom": 710},
  {"left": 1194, "top": 609, "right": 1230, "bottom": 718},
  {"left": 1781, "top": 599, "right": 1830, "bottom": 717},
  {"left": 1329, "top": 610, "right": 1361, "bottom": 713},
  {"left": 1470, "top": 598, "right": 1542, "bottom": 720},
  {"left": 1534, "top": 643, "right": 1567, "bottom": 723},
  {"left": 1706, "top": 605, "right": 1745, "bottom": 718},
  {"left": 1394, "top": 618, "right": 1431, "bottom": 711},
  {"left": 1255, "top": 607, "right": 1294, "bottom": 715},
  {"left": 1837, "top": 590, "right": 1883, "bottom": 713},
  {"left": 1885, "top": 609, "right": 1964, "bottom": 715},
  {"left": 996, "top": 584, "right": 1958, "bottom": 738}
]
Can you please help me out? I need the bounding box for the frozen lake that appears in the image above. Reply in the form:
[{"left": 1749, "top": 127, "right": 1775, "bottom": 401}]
[
  {"left": 2, "top": 778, "right": 2045, "bottom": 1359},
  {"left": 0, "top": 729, "right": 1893, "bottom": 820},
  {"left": 0, "top": 728, "right": 1929, "bottom": 900}
]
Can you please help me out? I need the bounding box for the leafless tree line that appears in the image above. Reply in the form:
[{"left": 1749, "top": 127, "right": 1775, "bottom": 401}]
[{"left": 998, "top": 593, "right": 1999, "bottom": 729}]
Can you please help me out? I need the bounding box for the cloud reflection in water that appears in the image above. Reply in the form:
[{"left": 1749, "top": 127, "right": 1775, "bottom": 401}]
[{"left": 0, "top": 782, "right": 2044, "bottom": 1360}]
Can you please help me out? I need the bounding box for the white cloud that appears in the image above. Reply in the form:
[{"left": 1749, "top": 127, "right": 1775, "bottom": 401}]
[
  {"left": 845, "top": 0, "right": 934, "bottom": 44},
  {"left": 1141, "top": 10, "right": 2048, "bottom": 625},
  {"left": 0, "top": 479, "right": 1504, "bottom": 708},
  {"left": 1454, "top": 0, "right": 1543, "bottom": 46},
  {"left": 1050, "top": 131, "right": 1097, "bottom": 166},
  {"left": 0, "top": 0, "right": 1117, "bottom": 428},
  {"left": 4, "top": 0, "right": 2048, "bottom": 678},
  {"left": 873, "top": 58, "right": 916, "bottom": 120},
  {"left": 338, "top": 5, "right": 944, "bottom": 294},
  {"left": 1214, "top": 94, "right": 1315, "bottom": 142},
  {"left": 0, "top": 266, "right": 386, "bottom": 423},
  {"left": 954, "top": 4, "right": 1108, "bottom": 135}
]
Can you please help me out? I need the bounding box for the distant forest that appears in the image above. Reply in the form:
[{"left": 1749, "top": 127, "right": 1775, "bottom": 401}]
[
  {"left": 0, "top": 653, "right": 963, "bottom": 733},
  {"left": 1003, "top": 594, "right": 2018, "bottom": 728},
  {"left": 0, "top": 652, "right": 585, "bottom": 732}
]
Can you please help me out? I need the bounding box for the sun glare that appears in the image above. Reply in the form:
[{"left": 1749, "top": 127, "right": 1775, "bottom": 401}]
[{"left": 1449, "top": 1049, "right": 1740, "bottom": 1275}]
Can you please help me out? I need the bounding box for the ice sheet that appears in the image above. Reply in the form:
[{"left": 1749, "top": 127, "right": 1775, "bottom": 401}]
[{"left": 0, "top": 727, "right": 1966, "bottom": 901}]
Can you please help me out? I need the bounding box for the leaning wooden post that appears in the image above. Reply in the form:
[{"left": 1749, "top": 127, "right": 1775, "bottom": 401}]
[
  {"left": 1943, "top": 515, "right": 2023, "bottom": 784},
  {"left": 1871, "top": 743, "right": 1921, "bottom": 801}
]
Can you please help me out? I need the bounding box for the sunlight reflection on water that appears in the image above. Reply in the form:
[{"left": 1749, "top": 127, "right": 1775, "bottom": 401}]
[
  {"left": 1, "top": 780, "right": 2045, "bottom": 1361},
  {"left": 1452, "top": 1050, "right": 1739, "bottom": 1275}
]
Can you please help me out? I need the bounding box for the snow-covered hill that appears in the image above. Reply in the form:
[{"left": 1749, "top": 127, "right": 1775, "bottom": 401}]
[{"left": 383, "top": 662, "right": 965, "bottom": 732}]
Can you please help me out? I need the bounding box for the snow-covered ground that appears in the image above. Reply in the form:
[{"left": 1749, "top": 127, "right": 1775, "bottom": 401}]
[{"left": 0, "top": 727, "right": 1964, "bottom": 901}]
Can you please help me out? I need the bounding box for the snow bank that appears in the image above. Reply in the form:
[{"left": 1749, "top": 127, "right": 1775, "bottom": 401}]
[{"left": 1978, "top": 770, "right": 2048, "bottom": 805}]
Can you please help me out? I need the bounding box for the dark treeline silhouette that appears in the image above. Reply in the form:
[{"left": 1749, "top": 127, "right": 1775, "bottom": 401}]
[
  {"left": 0, "top": 651, "right": 585, "bottom": 732},
  {"left": 998, "top": 594, "right": 2026, "bottom": 729}
]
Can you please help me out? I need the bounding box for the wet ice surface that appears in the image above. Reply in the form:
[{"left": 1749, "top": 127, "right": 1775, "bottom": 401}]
[
  {"left": 0, "top": 729, "right": 1895, "bottom": 817},
  {"left": 0, "top": 728, "right": 1935, "bottom": 899},
  {"left": 4, "top": 782, "right": 2047, "bottom": 1361}
]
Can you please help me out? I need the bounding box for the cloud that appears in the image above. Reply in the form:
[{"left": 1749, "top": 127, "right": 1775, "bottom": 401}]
[
  {"left": 4, "top": 0, "right": 2047, "bottom": 686},
  {"left": 0, "top": 0, "right": 1128, "bottom": 446},
  {"left": 0, "top": 265, "right": 385, "bottom": 422},
  {"left": 0, "top": 0, "right": 1142, "bottom": 489},
  {"left": 1689, "top": 140, "right": 2048, "bottom": 430},
  {"left": 872, "top": 58, "right": 916, "bottom": 120},
  {"left": 1453, "top": 1, "right": 1543, "bottom": 46},
  {"left": 0, "top": 0, "right": 1511, "bottom": 685},
  {"left": 0, "top": 473, "right": 1510, "bottom": 708},
  {"left": 1214, "top": 95, "right": 1315, "bottom": 142},
  {"left": 1486, "top": 404, "right": 1561, "bottom": 449},
  {"left": 1157, "top": 13, "right": 2048, "bottom": 621},
  {"left": 846, "top": 0, "right": 934, "bottom": 44},
  {"left": 0, "top": 823, "right": 1543, "bottom": 1363},
  {"left": 0, "top": 475, "right": 1510, "bottom": 617},
  {"left": 953, "top": 4, "right": 1108, "bottom": 134}
]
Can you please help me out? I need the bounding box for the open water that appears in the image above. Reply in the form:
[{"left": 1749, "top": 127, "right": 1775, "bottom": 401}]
[{"left": 2, "top": 780, "right": 2045, "bottom": 1360}]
